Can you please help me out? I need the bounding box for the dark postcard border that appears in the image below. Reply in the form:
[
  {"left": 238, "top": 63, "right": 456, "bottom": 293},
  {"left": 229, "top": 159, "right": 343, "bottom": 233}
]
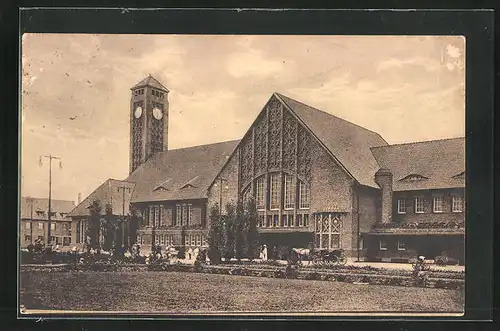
[{"left": 3, "top": 7, "right": 494, "bottom": 326}]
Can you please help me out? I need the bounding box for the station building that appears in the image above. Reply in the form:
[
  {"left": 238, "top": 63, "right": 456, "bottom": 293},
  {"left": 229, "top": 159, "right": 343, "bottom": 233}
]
[{"left": 68, "top": 76, "right": 465, "bottom": 263}]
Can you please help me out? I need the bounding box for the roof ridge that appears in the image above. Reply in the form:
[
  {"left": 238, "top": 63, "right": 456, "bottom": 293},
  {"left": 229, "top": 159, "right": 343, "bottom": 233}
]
[
  {"left": 275, "top": 92, "right": 388, "bottom": 144},
  {"left": 371, "top": 136, "right": 465, "bottom": 150},
  {"left": 168, "top": 139, "right": 241, "bottom": 152}
]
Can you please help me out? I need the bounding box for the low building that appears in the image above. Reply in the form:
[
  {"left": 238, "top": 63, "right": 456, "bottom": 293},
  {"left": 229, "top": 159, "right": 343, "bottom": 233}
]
[{"left": 20, "top": 197, "right": 75, "bottom": 249}]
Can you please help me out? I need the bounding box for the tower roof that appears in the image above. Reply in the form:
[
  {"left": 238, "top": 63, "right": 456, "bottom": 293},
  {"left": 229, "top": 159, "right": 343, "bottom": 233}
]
[{"left": 131, "top": 75, "right": 169, "bottom": 92}]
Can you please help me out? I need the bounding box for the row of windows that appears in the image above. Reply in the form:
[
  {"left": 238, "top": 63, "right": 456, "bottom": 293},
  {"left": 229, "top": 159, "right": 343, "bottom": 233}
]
[
  {"left": 152, "top": 89, "right": 165, "bottom": 99},
  {"left": 26, "top": 236, "right": 72, "bottom": 245},
  {"left": 25, "top": 222, "right": 71, "bottom": 231},
  {"left": 379, "top": 239, "right": 406, "bottom": 251},
  {"left": 144, "top": 204, "right": 194, "bottom": 227},
  {"left": 253, "top": 173, "right": 310, "bottom": 211},
  {"left": 256, "top": 214, "right": 310, "bottom": 228},
  {"left": 134, "top": 89, "right": 145, "bottom": 96},
  {"left": 137, "top": 234, "right": 207, "bottom": 247},
  {"left": 397, "top": 196, "right": 463, "bottom": 214},
  {"left": 32, "top": 211, "right": 67, "bottom": 218}
]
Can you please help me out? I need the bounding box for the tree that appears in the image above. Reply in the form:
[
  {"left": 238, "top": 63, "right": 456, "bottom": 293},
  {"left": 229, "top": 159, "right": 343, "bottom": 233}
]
[
  {"left": 127, "top": 204, "right": 141, "bottom": 250},
  {"left": 245, "top": 197, "right": 259, "bottom": 261},
  {"left": 207, "top": 203, "right": 222, "bottom": 264},
  {"left": 234, "top": 201, "right": 245, "bottom": 261},
  {"left": 101, "top": 203, "right": 115, "bottom": 252},
  {"left": 87, "top": 199, "right": 102, "bottom": 251},
  {"left": 222, "top": 202, "right": 236, "bottom": 261}
]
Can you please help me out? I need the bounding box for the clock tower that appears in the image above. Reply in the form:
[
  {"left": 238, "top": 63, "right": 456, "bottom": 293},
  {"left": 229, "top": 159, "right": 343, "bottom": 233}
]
[{"left": 129, "top": 75, "right": 170, "bottom": 174}]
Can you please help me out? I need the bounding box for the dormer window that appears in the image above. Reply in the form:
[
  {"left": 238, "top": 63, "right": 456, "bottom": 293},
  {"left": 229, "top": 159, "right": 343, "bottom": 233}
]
[{"left": 400, "top": 174, "right": 429, "bottom": 182}]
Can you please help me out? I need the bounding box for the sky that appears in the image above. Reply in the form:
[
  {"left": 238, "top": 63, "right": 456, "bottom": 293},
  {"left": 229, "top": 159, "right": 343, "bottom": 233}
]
[{"left": 21, "top": 34, "right": 465, "bottom": 203}]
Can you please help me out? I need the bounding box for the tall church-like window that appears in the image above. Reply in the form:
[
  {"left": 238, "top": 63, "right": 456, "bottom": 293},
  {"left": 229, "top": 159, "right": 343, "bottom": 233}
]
[
  {"left": 284, "top": 173, "right": 295, "bottom": 210},
  {"left": 256, "top": 176, "right": 266, "bottom": 210},
  {"left": 269, "top": 173, "right": 281, "bottom": 210},
  {"left": 175, "top": 204, "right": 181, "bottom": 226},
  {"left": 299, "top": 181, "right": 310, "bottom": 209}
]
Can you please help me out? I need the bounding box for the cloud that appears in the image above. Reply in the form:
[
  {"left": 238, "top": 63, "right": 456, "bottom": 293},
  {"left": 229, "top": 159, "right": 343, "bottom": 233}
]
[
  {"left": 226, "top": 50, "right": 287, "bottom": 78},
  {"left": 376, "top": 57, "right": 440, "bottom": 73}
]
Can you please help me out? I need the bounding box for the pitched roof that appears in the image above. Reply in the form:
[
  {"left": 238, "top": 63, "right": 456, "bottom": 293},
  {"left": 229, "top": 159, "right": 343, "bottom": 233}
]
[
  {"left": 131, "top": 75, "right": 169, "bottom": 92},
  {"left": 275, "top": 93, "right": 389, "bottom": 188},
  {"left": 125, "top": 140, "right": 240, "bottom": 203},
  {"left": 67, "top": 179, "right": 136, "bottom": 217},
  {"left": 20, "top": 197, "right": 75, "bottom": 221},
  {"left": 370, "top": 137, "right": 465, "bottom": 191}
]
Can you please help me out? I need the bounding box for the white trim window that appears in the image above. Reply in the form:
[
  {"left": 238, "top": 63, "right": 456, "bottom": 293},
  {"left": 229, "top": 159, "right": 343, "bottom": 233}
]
[
  {"left": 255, "top": 176, "right": 266, "bottom": 210},
  {"left": 269, "top": 173, "right": 281, "bottom": 210},
  {"left": 415, "top": 197, "right": 425, "bottom": 213},
  {"left": 190, "top": 235, "right": 196, "bottom": 246},
  {"left": 160, "top": 235, "right": 165, "bottom": 245},
  {"left": 257, "top": 215, "right": 265, "bottom": 228},
  {"left": 182, "top": 204, "right": 188, "bottom": 226},
  {"left": 433, "top": 196, "right": 443, "bottom": 213},
  {"left": 379, "top": 239, "right": 388, "bottom": 251},
  {"left": 452, "top": 196, "right": 463, "bottom": 212},
  {"left": 175, "top": 204, "right": 182, "bottom": 226},
  {"left": 397, "top": 199, "right": 406, "bottom": 214},
  {"left": 284, "top": 174, "right": 295, "bottom": 210},
  {"left": 397, "top": 240, "right": 406, "bottom": 251},
  {"left": 299, "top": 181, "right": 310, "bottom": 209},
  {"left": 187, "top": 204, "right": 193, "bottom": 226},
  {"left": 196, "top": 234, "right": 201, "bottom": 246},
  {"left": 25, "top": 222, "right": 31, "bottom": 230},
  {"left": 50, "top": 223, "right": 56, "bottom": 231},
  {"left": 38, "top": 222, "right": 44, "bottom": 230}
]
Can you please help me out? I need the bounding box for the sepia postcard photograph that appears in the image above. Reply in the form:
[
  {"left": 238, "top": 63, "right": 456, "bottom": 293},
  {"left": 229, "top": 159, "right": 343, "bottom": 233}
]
[{"left": 19, "top": 33, "right": 466, "bottom": 316}]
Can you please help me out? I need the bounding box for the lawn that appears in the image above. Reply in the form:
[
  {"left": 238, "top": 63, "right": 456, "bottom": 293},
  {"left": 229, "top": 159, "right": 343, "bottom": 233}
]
[{"left": 20, "top": 271, "right": 464, "bottom": 314}]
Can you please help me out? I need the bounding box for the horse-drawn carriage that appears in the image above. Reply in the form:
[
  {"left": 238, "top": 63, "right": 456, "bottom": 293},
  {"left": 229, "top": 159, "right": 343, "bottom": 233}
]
[{"left": 291, "top": 247, "right": 347, "bottom": 266}]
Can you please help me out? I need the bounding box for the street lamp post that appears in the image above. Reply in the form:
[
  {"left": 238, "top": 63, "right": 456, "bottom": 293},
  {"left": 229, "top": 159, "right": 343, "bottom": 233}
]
[
  {"left": 117, "top": 185, "right": 131, "bottom": 252},
  {"left": 39, "top": 154, "right": 62, "bottom": 247}
]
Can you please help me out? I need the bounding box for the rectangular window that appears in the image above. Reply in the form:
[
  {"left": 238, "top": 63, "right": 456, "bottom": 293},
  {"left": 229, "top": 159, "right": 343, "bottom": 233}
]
[
  {"left": 397, "top": 240, "right": 406, "bottom": 251},
  {"left": 38, "top": 222, "right": 44, "bottom": 230},
  {"left": 299, "top": 182, "right": 310, "bottom": 209},
  {"left": 149, "top": 207, "right": 154, "bottom": 226},
  {"left": 196, "top": 234, "right": 201, "bottom": 246},
  {"left": 256, "top": 177, "right": 266, "bottom": 210},
  {"left": 25, "top": 235, "right": 31, "bottom": 243},
  {"left": 266, "top": 215, "right": 272, "bottom": 227},
  {"left": 257, "top": 215, "right": 265, "bottom": 227},
  {"left": 397, "top": 199, "right": 406, "bottom": 214},
  {"left": 175, "top": 204, "right": 181, "bottom": 226},
  {"left": 284, "top": 174, "right": 295, "bottom": 210},
  {"left": 415, "top": 197, "right": 424, "bottom": 213},
  {"left": 76, "top": 221, "right": 81, "bottom": 243},
  {"left": 433, "top": 196, "right": 443, "bottom": 213},
  {"left": 269, "top": 174, "right": 281, "bottom": 210},
  {"left": 273, "top": 214, "right": 280, "bottom": 227},
  {"left": 303, "top": 214, "right": 309, "bottom": 227},
  {"left": 288, "top": 215, "right": 294, "bottom": 227},
  {"left": 281, "top": 215, "right": 287, "bottom": 227},
  {"left": 50, "top": 236, "right": 55, "bottom": 244},
  {"left": 379, "top": 239, "right": 388, "bottom": 250},
  {"left": 50, "top": 223, "right": 56, "bottom": 231},
  {"left": 56, "top": 237, "right": 62, "bottom": 245},
  {"left": 187, "top": 204, "right": 193, "bottom": 226},
  {"left": 25, "top": 222, "right": 31, "bottom": 230},
  {"left": 155, "top": 235, "right": 160, "bottom": 245},
  {"left": 452, "top": 196, "right": 463, "bottom": 212},
  {"left": 154, "top": 206, "right": 159, "bottom": 227},
  {"left": 159, "top": 206, "right": 165, "bottom": 227},
  {"left": 191, "top": 235, "right": 196, "bottom": 246},
  {"left": 182, "top": 204, "right": 188, "bottom": 226},
  {"left": 160, "top": 235, "right": 165, "bottom": 245}
]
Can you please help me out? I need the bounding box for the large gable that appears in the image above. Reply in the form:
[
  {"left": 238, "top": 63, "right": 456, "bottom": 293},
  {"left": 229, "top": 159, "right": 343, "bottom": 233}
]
[
  {"left": 370, "top": 137, "right": 465, "bottom": 191},
  {"left": 68, "top": 179, "right": 136, "bottom": 217},
  {"left": 275, "top": 93, "right": 389, "bottom": 188},
  {"left": 126, "top": 140, "right": 239, "bottom": 203}
]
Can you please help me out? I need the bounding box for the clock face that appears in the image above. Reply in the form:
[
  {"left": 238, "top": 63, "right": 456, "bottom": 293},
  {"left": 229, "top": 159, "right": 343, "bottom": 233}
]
[
  {"left": 134, "top": 106, "right": 143, "bottom": 119},
  {"left": 153, "top": 107, "right": 163, "bottom": 120}
]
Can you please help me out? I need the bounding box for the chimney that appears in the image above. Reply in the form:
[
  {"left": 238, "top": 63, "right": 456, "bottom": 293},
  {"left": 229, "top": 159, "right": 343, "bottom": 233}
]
[
  {"left": 375, "top": 168, "right": 393, "bottom": 224},
  {"left": 77, "top": 192, "right": 82, "bottom": 205}
]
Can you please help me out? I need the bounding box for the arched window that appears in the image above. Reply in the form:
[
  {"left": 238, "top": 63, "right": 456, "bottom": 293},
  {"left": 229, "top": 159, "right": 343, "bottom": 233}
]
[{"left": 269, "top": 173, "right": 281, "bottom": 210}]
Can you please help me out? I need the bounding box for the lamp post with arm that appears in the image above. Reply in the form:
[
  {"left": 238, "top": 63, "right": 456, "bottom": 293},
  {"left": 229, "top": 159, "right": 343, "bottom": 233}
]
[{"left": 39, "top": 154, "right": 62, "bottom": 247}]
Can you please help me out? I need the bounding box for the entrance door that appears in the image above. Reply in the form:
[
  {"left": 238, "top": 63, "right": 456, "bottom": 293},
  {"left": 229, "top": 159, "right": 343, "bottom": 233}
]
[{"left": 314, "top": 213, "right": 342, "bottom": 249}]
